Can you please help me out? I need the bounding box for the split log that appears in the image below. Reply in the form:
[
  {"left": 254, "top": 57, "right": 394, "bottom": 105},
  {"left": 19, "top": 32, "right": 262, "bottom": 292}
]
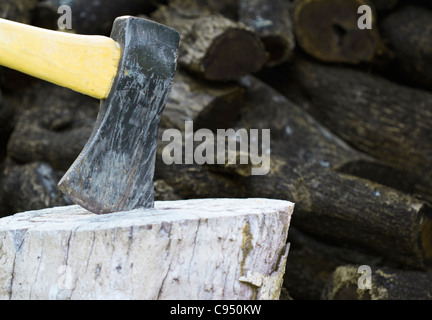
[
  {"left": 293, "top": 0, "right": 381, "bottom": 64},
  {"left": 6, "top": 82, "right": 98, "bottom": 171},
  {"left": 0, "top": 161, "right": 70, "bottom": 217},
  {"left": 0, "top": 198, "right": 294, "bottom": 300},
  {"left": 238, "top": 0, "right": 295, "bottom": 67},
  {"left": 161, "top": 68, "right": 244, "bottom": 132},
  {"left": 322, "top": 265, "right": 432, "bottom": 300},
  {"left": 151, "top": 4, "right": 267, "bottom": 81},
  {"left": 282, "top": 58, "right": 432, "bottom": 201},
  {"left": 380, "top": 6, "right": 432, "bottom": 88}
]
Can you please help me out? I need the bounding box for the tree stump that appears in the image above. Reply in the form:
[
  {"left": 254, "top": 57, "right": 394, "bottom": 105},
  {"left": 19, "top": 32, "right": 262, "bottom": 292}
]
[{"left": 0, "top": 198, "right": 294, "bottom": 300}]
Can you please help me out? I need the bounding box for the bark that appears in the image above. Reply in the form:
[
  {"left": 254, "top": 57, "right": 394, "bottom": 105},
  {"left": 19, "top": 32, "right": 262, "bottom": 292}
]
[
  {"left": 293, "top": 0, "right": 381, "bottom": 64},
  {"left": 161, "top": 68, "right": 244, "bottom": 132},
  {"left": 155, "top": 129, "right": 248, "bottom": 200},
  {"left": 167, "top": 0, "right": 239, "bottom": 20},
  {"left": 0, "top": 90, "right": 14, "bottom": 162},
  {"left": 0, "top": 161, "right": 70, "bottom": 217},
  {"left": 238, "top": 0, "right": 295, "bottom": 67},
  {"left": 231, "top": 76, "right": 432, "bottom": 269},
  {"left": 283, "top": 57, "right": 432, "bottom": 201},
  {"left": 34, "top": 0, "right": 155, "bottom": 35},
  {"left": 6, "top": 82, "right": 98, "bottom": 171},
  {"left": 0, "top": 198, "right": 294, "bottom": 300},
  {"left": 380, "top": 6, "right": 432, "bottom": 88},
  {"left": 157, "top": 75, "right": 432, "bottom": 270},
  {"left": 322, "top": 265, "right": 432, "bottom": 299},
  {"left": 151, "top": 4, "right": 267, "bottom": 81}
]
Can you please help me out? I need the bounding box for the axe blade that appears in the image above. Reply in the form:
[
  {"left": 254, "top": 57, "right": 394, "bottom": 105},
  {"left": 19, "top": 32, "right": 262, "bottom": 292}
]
[{"left": 58, "top": 16, "right": 180, "bottom": 214}]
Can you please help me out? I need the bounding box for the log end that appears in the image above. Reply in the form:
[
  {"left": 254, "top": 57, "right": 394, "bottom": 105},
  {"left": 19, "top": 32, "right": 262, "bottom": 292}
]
[
  {"left": 203, "top": 28, "right": 267, "bottom": 81},
  {"left": 294, "top": 0, "right": 381, "bottom": 64}
]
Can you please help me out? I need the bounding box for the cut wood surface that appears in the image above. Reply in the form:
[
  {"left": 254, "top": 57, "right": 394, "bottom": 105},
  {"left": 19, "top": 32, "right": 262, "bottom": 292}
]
[
  {"left": 0, "top": 198, "right": 294, "bottom": 300},
  {"left": 239, "top": 0, "right": 295, "bottom": 66},
  {"left": 151, "top": 4, "right": 266, "bottom": 81},
  {"left": 294, "top": 0, "right": 381, "bottom": 64}
]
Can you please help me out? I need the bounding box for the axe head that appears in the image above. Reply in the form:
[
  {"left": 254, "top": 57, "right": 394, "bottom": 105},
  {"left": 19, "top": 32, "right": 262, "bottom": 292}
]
[{"left": 58, "top": 16, "right": 180, "bottom": 214}]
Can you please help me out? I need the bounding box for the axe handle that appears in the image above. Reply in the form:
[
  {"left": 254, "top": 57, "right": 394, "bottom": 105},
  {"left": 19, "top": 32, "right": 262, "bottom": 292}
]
[{"left": 0, "top": 18, "right": 121, "bottom": 99}]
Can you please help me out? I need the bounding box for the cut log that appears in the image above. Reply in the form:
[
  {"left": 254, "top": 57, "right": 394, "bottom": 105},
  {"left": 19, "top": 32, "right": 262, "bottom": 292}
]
[
  {"left": 238, "top": 0, "right": 295, "bottom": 67},
  {"left": 161, "top": 68, "right": 244, "bottom": 132},
  {"left": 293, "top": 0, "right": 381, "bottom": 64},
  {"left": 151, "top": 5, "right": 267, "bottom": 81},
  {"left": 322, "top": 265, "right": 432, "bottom": 300},
  {"left": 231, "top": 76, "right": 432, "bottom": 269},
  {"left": 0, "top": 198, "right": 294, "bottom": 300},
  {"left": 380, "top": 6, "right": 432, "bottom": 88},
  {"left": 239, "top": 158, "right": 432, "bottom": 269},
  {"left": 281, "top": 57, "right": 432, "bottom": 201}
]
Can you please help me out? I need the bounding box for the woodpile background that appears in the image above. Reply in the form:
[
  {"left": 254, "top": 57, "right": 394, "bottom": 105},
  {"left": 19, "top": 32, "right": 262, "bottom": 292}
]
[{"left": 0, "top": 0, "right": 432, "bottom": 299}]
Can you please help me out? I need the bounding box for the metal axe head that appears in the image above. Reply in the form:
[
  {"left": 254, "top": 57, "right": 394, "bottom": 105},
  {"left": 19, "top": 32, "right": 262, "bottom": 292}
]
[
  {"left": 57, "top": 17, "right": 180, "bottom": 214},
  {"left": 0, "top": 16, "right": 179, "bottom": 214}
]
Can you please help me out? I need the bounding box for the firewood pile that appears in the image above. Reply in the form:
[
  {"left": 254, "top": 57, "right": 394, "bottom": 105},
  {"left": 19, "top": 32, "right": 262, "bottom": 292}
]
[{"left": 0, "top": 0, "right": 431, "bottom": 299}]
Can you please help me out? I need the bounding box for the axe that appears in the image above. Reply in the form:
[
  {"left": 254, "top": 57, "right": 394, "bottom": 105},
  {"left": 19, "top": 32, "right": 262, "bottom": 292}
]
[{"left": 0, "top": 16, "right": 180, "bottom": 214}]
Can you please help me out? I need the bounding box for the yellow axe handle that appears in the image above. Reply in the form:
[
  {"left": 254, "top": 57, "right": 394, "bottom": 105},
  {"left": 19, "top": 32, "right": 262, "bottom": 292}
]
[{"left": 0, "top": 18, "right": 121, "bottom": 99}]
